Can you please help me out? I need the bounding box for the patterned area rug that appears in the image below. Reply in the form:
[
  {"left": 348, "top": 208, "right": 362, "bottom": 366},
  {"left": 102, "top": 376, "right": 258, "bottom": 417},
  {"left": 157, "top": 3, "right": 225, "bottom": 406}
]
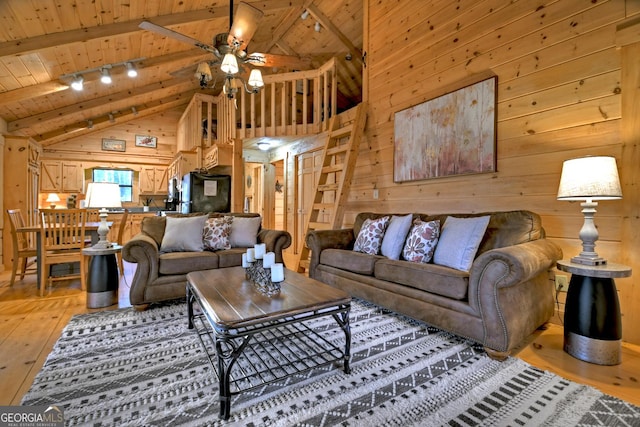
[{"left": 22, "top": 300, "right": 640, "bottom": 426}]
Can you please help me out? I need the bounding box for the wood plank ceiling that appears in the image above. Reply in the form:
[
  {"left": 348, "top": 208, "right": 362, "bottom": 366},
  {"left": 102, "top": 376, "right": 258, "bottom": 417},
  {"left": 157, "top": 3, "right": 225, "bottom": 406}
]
[{"left": 0, "top": 0, "right": 363, "bottom": 147}]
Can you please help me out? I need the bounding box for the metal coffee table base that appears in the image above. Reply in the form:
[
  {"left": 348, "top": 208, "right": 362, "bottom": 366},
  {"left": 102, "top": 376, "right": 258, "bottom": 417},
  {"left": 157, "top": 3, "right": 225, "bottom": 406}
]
[{"left": 187, "top": 284, "right": 351, "bottom": 420}]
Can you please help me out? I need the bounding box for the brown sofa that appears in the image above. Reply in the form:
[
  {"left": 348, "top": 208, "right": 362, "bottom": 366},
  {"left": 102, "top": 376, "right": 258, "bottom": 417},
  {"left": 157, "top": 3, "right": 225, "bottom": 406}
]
[
  {"left": 306, "top": 210, "right": 562, "bottom": 359},
  {"left": 122, "top": 212, "right": 291, "bottom": 310}
]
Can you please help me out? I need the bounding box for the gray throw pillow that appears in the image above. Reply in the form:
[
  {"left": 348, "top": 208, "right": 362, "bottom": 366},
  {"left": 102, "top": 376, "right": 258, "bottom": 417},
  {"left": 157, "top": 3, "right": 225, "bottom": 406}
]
[
  {"left": 229, "top": 216, "right": 262, "bottom": 247},
  {"left": 433, "top": 215, "right": 490, "bottom": 272},
  {"left": 160, "top": 215, "right": 208, "bottom": 252},
  {"left": 380, "top": 214, "right": 413, "bottom": 260}
]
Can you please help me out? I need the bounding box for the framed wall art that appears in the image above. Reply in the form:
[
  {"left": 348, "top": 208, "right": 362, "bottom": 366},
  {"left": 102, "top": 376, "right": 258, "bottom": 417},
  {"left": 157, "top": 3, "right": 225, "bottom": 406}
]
[
  {"left": 393, "top": 76, "right": 497, "bottom": 182},
  {"left": 135, "top": 135, "right": 157, "bottom": 148},
  {"left": 101, "top": 138, "right": 126, "bottom": 152}
]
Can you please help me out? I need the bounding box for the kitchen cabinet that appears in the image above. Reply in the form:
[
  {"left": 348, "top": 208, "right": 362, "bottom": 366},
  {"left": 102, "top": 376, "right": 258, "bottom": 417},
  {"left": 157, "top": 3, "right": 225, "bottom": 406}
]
[
  {"left": 40, "top": 160, "right": 83, "bottom": 193},
  {"left": 139, "top": 167, "right": 168, "bottom": 194},
  {"left": 168, "top": 152, "right": 198, "bottom": 186}
]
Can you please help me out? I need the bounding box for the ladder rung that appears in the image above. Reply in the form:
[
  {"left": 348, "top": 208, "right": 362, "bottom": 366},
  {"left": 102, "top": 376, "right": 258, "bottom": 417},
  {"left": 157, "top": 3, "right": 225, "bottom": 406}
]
[
  {"left": 330, "top": 124, "right": 353, "bottom": 138},
  {"left": 313, "top": 203, "right": 334, "bottom": 210},
  {"left": 322, "top": 164, "right": 343, "bottom": 174},
  {"left": 309, "top": 222, "right": 332, "bottom": 230},
  {"left": 318, "top": 183, "right": 339, "bottom": 191},
  {"left": 326, "top": 145, "right": 349, "bottom": 156}
]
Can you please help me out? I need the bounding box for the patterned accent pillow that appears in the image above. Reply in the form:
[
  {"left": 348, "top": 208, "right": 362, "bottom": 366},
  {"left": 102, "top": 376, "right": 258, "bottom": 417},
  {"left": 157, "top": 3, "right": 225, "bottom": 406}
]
[
  {"left": 203, "top": 216, "right": 233, "bottom": 251},
  {"left": 402, "top": 219, "right": 440, "bottom": 263},
  {"left": 353, "top": 216, "right": 390, "bottom": 255}
]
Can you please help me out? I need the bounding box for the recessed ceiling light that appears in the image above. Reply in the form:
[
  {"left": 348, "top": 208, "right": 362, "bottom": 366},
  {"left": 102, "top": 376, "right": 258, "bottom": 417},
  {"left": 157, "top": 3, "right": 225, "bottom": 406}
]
[{"left": 257, "top": 141, "right": 270, "bottom": 151}]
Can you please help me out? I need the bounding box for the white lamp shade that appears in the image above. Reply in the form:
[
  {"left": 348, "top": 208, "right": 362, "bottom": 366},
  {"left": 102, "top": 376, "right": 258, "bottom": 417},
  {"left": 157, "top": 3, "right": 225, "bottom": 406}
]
[
  {"left": 248, "top": 69, "right": 264, "bottom": 88},
  {"left": 220, "top": 53, "right": 239, "bottom": 75},
  {"left": 195, "top": 62, "right": 212, "bottom": 81},
  {"left": 85, "top": 182, "right": 122, "bottom": 208},
  {"left": 557, "top": 156, "right": 622, "bottom": 201},
  {"left": 45, "top": 193, "right": 61, "bottom": 203}
]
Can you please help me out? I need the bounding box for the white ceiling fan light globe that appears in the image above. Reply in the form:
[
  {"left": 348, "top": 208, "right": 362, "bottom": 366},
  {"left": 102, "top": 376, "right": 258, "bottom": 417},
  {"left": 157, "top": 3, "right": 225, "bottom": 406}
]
[
  {"left": 248, "top": 69, "right": 264, "bottom": 88},
  {"left": 221, "top": 53, "right": 239, "bottom": 75}
]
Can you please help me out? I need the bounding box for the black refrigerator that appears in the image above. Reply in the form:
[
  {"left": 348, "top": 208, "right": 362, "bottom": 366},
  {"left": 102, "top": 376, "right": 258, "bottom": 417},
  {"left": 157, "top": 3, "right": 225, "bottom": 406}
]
[{"left": 180, "top": 172, "right": 231, "bottom": 213}]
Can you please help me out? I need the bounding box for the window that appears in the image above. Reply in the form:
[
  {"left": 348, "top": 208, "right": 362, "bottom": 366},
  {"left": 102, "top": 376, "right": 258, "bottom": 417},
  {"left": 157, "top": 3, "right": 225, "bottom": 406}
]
[{"left": 92, "top": 169, "right": 133, "bottom": 202}]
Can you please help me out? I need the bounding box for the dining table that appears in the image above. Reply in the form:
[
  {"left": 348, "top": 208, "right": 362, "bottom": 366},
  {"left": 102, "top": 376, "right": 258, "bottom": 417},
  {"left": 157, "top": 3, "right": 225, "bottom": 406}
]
[{"left": 17, "top": 221, "right": 112, "bottom": 287}]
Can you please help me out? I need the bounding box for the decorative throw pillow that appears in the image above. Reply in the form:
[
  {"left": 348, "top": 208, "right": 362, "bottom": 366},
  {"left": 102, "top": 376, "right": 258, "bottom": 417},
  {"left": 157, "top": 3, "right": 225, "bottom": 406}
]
[
  {"left": 353, "top": 216, "right": 390, "bottom": 255},
  {"left": 381, "top": 214, "right": 413, "bottom": 260},
  {"left": 229, "top": 216, "right": 262, "bottom": 247},
  {"left": 203, "top": 216, "right": 233, "bottom": 251},
  {"left": 402, "top": 219, "right": 440, "bottom": 263},
  {"left": 433, "top": 216, "right": 491, "bottom": 272},
  {"left": 159, "top": 215, "right": 208, "bottom": 252}
]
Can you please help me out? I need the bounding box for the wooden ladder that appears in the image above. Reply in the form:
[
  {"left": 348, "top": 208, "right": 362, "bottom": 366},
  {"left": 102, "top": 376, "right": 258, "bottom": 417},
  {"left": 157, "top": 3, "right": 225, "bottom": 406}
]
[{"left": 295, "top": 103, "right": 367, "bottom": 273}]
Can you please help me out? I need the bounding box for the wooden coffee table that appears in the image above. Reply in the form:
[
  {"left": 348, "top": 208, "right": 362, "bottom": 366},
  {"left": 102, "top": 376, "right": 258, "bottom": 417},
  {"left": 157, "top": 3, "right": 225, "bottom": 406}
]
[{"left": 186, "top": 266, "right": 352, "bottom": 420}]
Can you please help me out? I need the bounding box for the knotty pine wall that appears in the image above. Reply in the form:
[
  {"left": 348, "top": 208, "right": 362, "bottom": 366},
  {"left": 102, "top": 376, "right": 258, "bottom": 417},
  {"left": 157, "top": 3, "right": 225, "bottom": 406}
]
[{"left": 352, "top": 0, "right": 640, "bottom": 344}]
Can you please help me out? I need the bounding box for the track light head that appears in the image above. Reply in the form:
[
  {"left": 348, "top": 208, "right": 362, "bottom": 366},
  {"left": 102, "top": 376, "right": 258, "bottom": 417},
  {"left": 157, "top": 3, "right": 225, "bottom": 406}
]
[
  {"left": 100, "top": 68, "right": 112, "bottom": 84},
  {"left": 71, "top": 75, "right": 84, "bottom": 91},
  {"left": 301, "top": 10, "right": 310, "bottom": 20},
  {"left": 314, "top": 21, "right": 321, "bottom": 32},
  {"left": 125, "top": 62, "right": 138, "bottom": 78}
]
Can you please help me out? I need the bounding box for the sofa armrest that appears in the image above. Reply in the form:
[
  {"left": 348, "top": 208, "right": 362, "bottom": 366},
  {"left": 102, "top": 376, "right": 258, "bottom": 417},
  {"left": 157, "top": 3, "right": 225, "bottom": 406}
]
[
  {"left": 258, "top": 228, "right": 292, "bottom": 263},
  {"left": 469, "top": 239, "right": 563, "bottom": 353},
  {"left": 305, "top": 229, "right": 355, "bottom": 278},
  {"left": 122, "top": 233, "right": 160, "bottom": 306}
]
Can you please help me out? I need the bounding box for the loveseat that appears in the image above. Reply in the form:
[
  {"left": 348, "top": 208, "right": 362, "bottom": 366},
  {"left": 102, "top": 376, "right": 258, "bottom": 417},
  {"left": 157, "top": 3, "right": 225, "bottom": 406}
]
[
  {"left": 306, "top": 210, "right": 562, "bottom": 359},
  {"left": 122, "top": 212, "right": 291, "bottom": 310}
]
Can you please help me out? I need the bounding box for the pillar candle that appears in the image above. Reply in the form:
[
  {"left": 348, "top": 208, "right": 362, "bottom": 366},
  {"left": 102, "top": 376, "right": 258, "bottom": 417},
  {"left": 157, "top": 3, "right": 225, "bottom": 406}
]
[
  {"left": 246, "top": 248, "right": 255, "bottom": 262},
  {"left": 254, "top": 243, "right": 266, "bottom": 259},
  {"left": 271, "top": 263, "right": 284, "bottom": 282},
  {"left": 263, "top": 251, "right": 275, "bottom": 268},
  {"left": 242, "top": 253, "right": 249, "bottom": 268}
]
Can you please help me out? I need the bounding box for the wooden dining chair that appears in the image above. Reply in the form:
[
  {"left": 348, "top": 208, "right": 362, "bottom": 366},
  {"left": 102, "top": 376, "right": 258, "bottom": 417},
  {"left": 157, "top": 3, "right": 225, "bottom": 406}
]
[
  {"left": 6, "top": 209, "right": 37, "bottom": 286},
  {"left": 39, "top": 208, "right": 87, "bottom": 296},
  {"left": 83, "top": 209, "right": 101, "bottom": 246},
  {"left": 116, "top": 209, "right": 129, "bottom": 275}
]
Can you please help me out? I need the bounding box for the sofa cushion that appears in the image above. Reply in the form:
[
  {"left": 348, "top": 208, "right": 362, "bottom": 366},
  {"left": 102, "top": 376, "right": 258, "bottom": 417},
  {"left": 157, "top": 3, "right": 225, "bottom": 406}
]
[
  {"left": 160, "top": 215, "right": 208, "bottom": 252},
  {"left": 433, "top": 215, "right": 490, "bottom": 272},
  {"left": 374, "top": 258, "right": 469, "bottom": 300},
  {"left": 402, "top": 219, "right": 440, "bottom": 263},
  {"left": 217, "top": 248, "right": 247, "bottom": 268},
  {"left": 353, "top": 216, "right": 390, "bottom": 255},
  {"left": 203, "top": 216, "right": 233, "bottom": 251},
  {"left": 381, "top": 214, "right": 413, "bottom": 260},
  {"left": 230, "top": 216, "right": 261, "bottom": 247},
  {"left": 321, "top": 248, "right": 382, "bottom": 276},
  {"left": 158, "top": 251, "right": 219, "bottom": 275}
]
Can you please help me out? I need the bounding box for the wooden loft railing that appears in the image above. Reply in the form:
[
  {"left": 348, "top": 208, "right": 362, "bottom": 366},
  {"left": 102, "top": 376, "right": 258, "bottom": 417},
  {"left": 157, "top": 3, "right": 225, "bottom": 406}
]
[{"left": 225, "top": 58, "right": 338, "bottom": 139}]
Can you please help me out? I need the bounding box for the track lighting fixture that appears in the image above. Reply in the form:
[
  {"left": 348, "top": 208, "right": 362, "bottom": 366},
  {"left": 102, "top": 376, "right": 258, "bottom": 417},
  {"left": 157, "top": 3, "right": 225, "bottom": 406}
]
[
  {"left": 108, "top": 113, "right": 115, "bottom": 123},
  {"left": 301, "top": 10, "right": 310, "bottom": 20},
  {"left": 315, "top": 21, "right": 321, "bottom": 32},
  {"left": 100, "top": 68, "right": 112, "bottom": 84},
  {"left": 87, "top": 119, "right": 93, "bottom": 129},
  {"left": 70, "top": 75, "right": 84, "bottom": 91},
  {"left": 125, "top": 62, "right": 138, "bottom": 78},
  {"left": 131, "top": 106, "right": 138, "bottom": 115}
]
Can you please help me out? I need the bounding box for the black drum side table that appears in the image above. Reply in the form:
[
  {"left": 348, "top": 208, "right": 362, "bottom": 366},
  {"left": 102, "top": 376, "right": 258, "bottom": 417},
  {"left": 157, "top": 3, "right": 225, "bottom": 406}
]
[
  {"left": 82, "top": 244, "right": 122, "bottom": 308},
  {"left": 557, "top": 260, "right": 632, "bottom": 365}
]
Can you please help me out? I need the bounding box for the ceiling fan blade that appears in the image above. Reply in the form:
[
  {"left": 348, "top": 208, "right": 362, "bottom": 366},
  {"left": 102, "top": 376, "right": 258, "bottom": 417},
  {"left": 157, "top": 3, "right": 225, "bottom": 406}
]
[
  {"left": 139, "top": 20, "right": 219, "bottom": 55},
  {"left": 227, "top": 2, "right": 263, "bottom": 51},
  {"left": 245, "top": 53, "right": 311, "bottom": 70}
]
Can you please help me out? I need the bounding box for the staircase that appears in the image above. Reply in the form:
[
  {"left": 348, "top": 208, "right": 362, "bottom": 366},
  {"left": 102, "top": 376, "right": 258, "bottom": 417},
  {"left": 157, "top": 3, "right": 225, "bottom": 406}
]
[{"left": 295, "top": 103, "right": 367, "bottom": 273}]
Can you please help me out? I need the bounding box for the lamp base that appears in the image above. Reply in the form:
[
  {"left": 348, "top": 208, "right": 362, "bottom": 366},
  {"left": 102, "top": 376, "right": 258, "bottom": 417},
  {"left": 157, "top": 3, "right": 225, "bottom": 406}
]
[{"left": 570, "top": 255, "right": 607, "bottom": 266}]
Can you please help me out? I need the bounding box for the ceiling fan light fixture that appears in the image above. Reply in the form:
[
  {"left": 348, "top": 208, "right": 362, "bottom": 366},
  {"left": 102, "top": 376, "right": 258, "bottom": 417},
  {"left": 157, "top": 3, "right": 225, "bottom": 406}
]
[
  {"left": 100, "top": 68, "right": 112, "bottom": 84},
  {"left": 221, "top": 53, "right": 239, "bottom": 75},
  {"left": 248, "top": 69, "right": 264, "bottom": 89},
  {"left": 125, "top": 62, "right": 138, "bottom": 78},
  {"left": 71, "top": 75, "right": 84, "bottom": 91}
]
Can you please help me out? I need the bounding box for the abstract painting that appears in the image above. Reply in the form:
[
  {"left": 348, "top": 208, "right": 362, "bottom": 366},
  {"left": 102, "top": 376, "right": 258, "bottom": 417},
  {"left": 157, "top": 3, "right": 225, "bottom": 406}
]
[{"left": 394, "top": 76, "right": 497, "bottom": 182}]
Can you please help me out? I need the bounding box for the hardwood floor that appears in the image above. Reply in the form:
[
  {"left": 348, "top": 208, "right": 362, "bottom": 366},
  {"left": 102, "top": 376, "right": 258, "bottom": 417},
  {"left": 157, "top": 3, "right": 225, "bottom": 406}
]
[{"left": 1, "top": 264, "right": 639, "bottom": 408}]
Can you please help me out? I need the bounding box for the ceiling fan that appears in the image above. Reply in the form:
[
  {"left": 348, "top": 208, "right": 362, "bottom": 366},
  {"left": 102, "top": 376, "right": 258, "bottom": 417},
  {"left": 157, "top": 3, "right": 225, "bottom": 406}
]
[{"left": 139, "top": 1, "right": 308, "bottom": 93}]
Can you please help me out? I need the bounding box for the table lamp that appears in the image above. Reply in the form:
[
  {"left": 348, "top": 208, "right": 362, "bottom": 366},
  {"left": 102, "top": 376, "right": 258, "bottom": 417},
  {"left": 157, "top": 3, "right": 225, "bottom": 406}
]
[
  {"left": 557, "top": 155, "right": 622, "bottom": 265},
  {"left": 46, "top": 193, "right": 60, "bottom": 209},
  {"left": 85, "top": 182, "right": 122, "bottom": 249}
]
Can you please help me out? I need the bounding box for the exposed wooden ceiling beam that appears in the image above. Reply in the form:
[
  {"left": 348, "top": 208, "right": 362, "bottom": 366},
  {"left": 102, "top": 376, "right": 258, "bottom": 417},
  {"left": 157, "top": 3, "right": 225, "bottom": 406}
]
[
  {"left": 306, "top": 4, "right": 363, "bottom": 60},
  {"left": 9, "top": 77, "right": 196, "bottom": 132},
  {"left": 0, "top": 49, "right": 208, "bottom": 108},
  {"left": 0, "top": 0, "right": 303, "bottom": 58},
  {"left": 37, "top": 91, "right": 197, "bottom": 146}
]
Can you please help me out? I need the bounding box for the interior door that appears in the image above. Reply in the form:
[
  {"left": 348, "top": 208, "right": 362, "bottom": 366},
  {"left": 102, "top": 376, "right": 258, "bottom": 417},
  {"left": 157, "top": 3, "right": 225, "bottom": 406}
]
[{"left": 295, "top": 149, "right": 323, "bottom": 254}]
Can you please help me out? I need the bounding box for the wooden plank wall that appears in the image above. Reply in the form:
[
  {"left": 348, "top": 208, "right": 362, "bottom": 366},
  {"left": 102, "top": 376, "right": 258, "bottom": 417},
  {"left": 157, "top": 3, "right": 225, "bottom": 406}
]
[{"left": 355, "top": 0, "right": 640, "bottom": 344}]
